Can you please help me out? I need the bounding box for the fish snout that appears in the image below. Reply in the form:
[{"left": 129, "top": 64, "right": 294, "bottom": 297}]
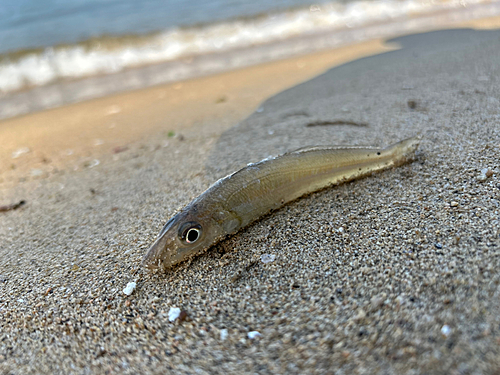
[{"left": 141, "top": 235, "right": 172, "bottom": 270}]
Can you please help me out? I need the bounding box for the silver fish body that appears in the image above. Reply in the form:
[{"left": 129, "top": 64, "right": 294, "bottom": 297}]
[{"left": 142, "top": 136, "right": 420, "bottom": 270}]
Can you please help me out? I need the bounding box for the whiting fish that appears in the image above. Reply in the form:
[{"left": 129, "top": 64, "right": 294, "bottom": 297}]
[{"left": 142, "top": 136, "right": 420, "bottom": 270}]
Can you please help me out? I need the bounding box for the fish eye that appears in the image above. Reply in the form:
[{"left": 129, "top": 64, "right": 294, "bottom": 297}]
[
  {"left": 186, "top": 228, "right": 200, "bottom": 243},
  {"left": 179, "top": 222, "right": 202, "bottom": 244}
]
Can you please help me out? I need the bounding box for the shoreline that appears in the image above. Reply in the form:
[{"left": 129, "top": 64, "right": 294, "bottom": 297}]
[
  {"left": 1, "top": 2, "right": 500, "bottom": 121},
  {"left": 0, "top": 39, "right": 394, "bottom": 190},
  {"left": 2, "top": 12, "right": 500, "bottom": 191}
]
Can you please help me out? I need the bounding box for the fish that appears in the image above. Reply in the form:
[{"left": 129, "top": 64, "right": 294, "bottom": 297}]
[{"left": 142, "top": 136, "right": 420, "bottom": 270}]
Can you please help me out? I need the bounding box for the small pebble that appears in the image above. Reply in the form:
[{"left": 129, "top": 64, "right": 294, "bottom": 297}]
[
  {"left": 105, "top": 105, "right": 122, "bottom": 115},
  {"left": 477, "top": 168, "right": 492, "bottom": 182},
  {"left": 113, "top": 146, "right": 128, "bottom": 154},
  {"left": 341, "top": 350, "right": 351, "bottom": 358},
  {"left": 168, "top": 307, "right": 181, "bottom": 322},
  {"left": 247, "top": 331, "right": 261, "bottom": 339},
  {"left": 87, "top": 160, "right": 100, "bottom": 168},
  {"left": 260, "top": 254, "right": 276, "bottom": 264},
  {"left": 353, "top": 309, "right": 366, "bottom": 322},
  {"left": 370, "top": 295, "right": 384, "bottom": 309},
  {"left": 220, "top": 329, "right": 228, "bottom": 341},
  {"left": 215, "top": 95, "right": 227, "bottom": 103},
  {"left": 122, "top": 282, "right": 136, "bottom": 296},
  {"left": 441, "top": 325, "right": 451, "bottom": 337},
  {"left": 178, "top": 310, "right": 189, "bottom": 322},
  {"left": 11, "top": 147, "right": 30, "bottom": 159}
]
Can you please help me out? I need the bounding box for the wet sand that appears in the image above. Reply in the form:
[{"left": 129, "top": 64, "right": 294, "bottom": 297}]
[{"left": 1, "top": 18, "right": 500, "bottom": 375}]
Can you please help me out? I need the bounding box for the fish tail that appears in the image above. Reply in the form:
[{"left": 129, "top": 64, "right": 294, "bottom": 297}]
[{"left": 383, "top": 135, "right": 421, "bottom": 166}]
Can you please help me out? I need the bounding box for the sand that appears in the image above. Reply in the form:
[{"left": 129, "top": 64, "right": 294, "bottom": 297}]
[{"left": 1, "top": 19, "right": 500, "bottom": 375}]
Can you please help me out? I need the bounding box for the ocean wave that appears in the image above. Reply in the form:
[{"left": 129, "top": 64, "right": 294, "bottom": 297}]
[{"left": 0, "top": 0, "right": 491, "bottom": 94}]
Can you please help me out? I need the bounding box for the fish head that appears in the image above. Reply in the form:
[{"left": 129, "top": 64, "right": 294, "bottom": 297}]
[{"left": 141, "top": 205, "right": 223, "bottom": 270}]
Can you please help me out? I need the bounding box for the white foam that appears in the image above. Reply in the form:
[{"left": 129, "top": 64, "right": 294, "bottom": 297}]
[{"left": 0, "top": 0, "right": 490, "bottom": 94}]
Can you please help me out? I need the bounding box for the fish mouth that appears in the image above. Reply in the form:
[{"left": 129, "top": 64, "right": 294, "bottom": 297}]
[
  {"left": 142, "top": 235, "right": 171, "bottom": 270},
  {"left": 141, "top": 256, "right": 162, "bottom": 270}
]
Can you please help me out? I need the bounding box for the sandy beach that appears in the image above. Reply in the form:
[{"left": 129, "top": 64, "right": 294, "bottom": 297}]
[{"left": 1, "top": 14, "right": 500, "bottom": 375}]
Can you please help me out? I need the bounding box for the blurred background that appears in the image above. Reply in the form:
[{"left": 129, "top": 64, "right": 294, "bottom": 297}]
[{"left": 1, "top": 0, "right": 498, "bottom": 120}]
